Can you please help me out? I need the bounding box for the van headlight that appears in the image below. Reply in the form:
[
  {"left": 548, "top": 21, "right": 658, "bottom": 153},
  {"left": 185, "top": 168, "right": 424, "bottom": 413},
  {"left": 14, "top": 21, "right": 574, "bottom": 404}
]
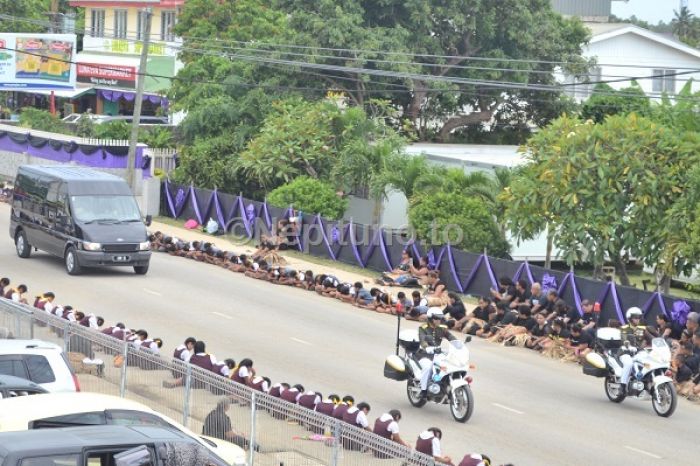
[
  {"left": 139, "top": 241, "right": 150, "bottom": 251},
  {"left": 82, "top": 242, "right": 102, "bottom": 251}
]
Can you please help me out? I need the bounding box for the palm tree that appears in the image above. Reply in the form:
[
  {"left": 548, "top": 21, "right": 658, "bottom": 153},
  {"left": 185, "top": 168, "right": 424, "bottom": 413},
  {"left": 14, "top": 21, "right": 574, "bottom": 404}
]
[{"left": 672, "top": 7, "right": 695, "bottom": 42}]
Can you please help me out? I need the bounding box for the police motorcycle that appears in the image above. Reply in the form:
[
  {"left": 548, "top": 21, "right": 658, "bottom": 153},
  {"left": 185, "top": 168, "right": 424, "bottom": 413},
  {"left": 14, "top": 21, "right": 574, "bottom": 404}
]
[
  {"left": 383, "top": 310, "right": 474, "bottom": 423},
  {"left": 582, "top": 310, "right": 677, "bottom": 417}
]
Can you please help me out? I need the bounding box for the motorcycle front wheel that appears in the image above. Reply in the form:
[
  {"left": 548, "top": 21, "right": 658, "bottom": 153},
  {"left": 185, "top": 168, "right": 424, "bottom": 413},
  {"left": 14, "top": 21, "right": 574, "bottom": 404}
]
[
  {"left": 449, "top": 385, "right": 474, "bottom": 423},
  {"left": 406, "top": 379, "right": 426, "bottom": 407},
  {"left": 652, "top": 382, "right": 677, "bottom": 417},
  {"left": 604, "top": 376, "right": 626, "bottom": 403}
]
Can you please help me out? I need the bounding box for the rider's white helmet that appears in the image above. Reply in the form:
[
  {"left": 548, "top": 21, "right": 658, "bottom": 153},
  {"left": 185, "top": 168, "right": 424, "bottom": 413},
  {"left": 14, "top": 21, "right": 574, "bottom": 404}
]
[
  {"left": 626, "top": 307, "right": 643, "bottom": 321},
  {"left": 426, "top": 307, "right": 445, "bottom": 321}
]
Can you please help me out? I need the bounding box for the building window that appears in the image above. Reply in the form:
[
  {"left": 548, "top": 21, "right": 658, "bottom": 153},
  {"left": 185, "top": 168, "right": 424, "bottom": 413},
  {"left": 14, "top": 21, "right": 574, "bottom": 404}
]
[
  {"left": 161, "top": 11, "right": 177, "bottom": 41},
  {"left": 137, "top": 10, "right": 149, "bottom": 41},
  {"left": 652, "top": 69, "right": 676, "bottom": 94},
  {"left": 90, "top": 9, "right": 105, "bottom": 37},
  {"left": 114, "top": 10, "right": 127, "bottom": 39}
]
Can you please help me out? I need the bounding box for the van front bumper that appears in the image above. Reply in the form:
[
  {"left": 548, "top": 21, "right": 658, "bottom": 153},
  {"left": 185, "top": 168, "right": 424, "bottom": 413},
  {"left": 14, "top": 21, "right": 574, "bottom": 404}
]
[{"left": 75, "top": 250, "right": 151, "bottom": 267}]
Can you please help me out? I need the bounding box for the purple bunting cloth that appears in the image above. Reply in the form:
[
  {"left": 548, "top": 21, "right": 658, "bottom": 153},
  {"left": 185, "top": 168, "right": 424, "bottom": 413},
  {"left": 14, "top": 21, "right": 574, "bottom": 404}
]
[
  {"left": 459, "top": 254, "right": 484, "bottom": 293},
  {"left": 446, "top": 244, "right": 464, "bottom": 293},
  {"left": 348, "top": 220, "right": 365, "bottom": 268},
  {"left": 246, "top": 204, "right": 256, "bottom": 224},
  {"left": 213, "top": 190, "right": 226, "bottom": 228},
  {"left": 377, "top": 229, "right": 393, "bottom": 271},
  {"left": 671, "top": 300, "right": 691, "bottom": 326},
  {"left": 190, "top": 186, "right": 203, "bottom": 225},
  {"left": 316, "top": 215, "right": 337, "bottom": 261},
  {"left": 99, "top": 89, "right": 168, "bottom": 106},
  {"left": 482, "top": 254, "right": 499, "bottom": 290},
  {"left": 331, "top": 226, "right": 340, "bottom": 244}
]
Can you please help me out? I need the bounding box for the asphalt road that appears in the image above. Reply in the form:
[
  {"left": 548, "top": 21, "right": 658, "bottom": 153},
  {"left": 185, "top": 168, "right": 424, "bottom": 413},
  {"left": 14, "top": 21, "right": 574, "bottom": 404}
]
[{"left": 2, "top": 205, "right": 698, "bottom": 465}]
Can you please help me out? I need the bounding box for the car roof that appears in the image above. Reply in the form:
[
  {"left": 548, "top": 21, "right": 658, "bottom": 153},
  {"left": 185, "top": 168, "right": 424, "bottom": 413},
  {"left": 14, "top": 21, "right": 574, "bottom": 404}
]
[
  {"left": 0, "top": 374, "right": 46, "bottom": 391},
  {"left": 0, "top": 425, "right": 188, "bottom": 456},
  {"left": 0, "top": 392, "right": 154, "bottom": 417},
  {"left": 18, "top": 165, "right": 123, "bottom": 182},
  {"left": 0, "top": 339, "right": 63, "bottom": 352}
]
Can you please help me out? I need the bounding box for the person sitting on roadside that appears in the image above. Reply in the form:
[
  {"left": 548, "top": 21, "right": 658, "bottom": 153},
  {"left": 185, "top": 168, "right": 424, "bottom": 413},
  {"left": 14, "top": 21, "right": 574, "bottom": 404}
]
[
  {"left": 444, "top": 292, "right": 468, "bottom": 331},
  {"left": 320, "top": 275, "right": 340, "bottom": 297},
  {"left": 33, "top": 292, "right": 56, "bottom": 313},
  {"left": 476, "top": 302, "right": 511, "bottom": 338},
  {"left": 10, "top": 284, "right": 29, "bottom": 304},
  {"left": 546, "top": 298, "right": 569, "bottom": 323},
  {"left": 533, "top": 289, "right": 558, "bottom": 315},
  {"left": 79, "top": 313, "right": 105, "bottom": 330},
  {"left": 525, "top": 312, "right": 551, "bottom": 350},
  {"left": 394, "top": 291, "right": 413, "bottom": 316},
  {"left": 298, "top": 390, "right": 322, "bottom": 410},
  {"left": 508, "top": 279, "right": 531, "bottom": 309},
  {"left": 202, "top": 399, "right": 251, "bottom": 450},
  {"left": 415, "top": 427, "right": 453, "bottom": 466},
  {"left": 227, "top": 254, "right": 249, "bottom": 273},
  {"left": 296, "top": 270, "right": 315, "bottom": 290},
  {"left": 127, "top": 329, "right": 148, "bottom": 348},
  {"left": 370, "top": 288, "right": 394, "bottom": 313},
  {"left": 281, "top": 383, "right": 304, "bottom": 404},
  {"left": 164, "top": 340, "right": 218, "bottom": 388},
  {"left": 490, "top": 277, "right": 516, "bottom": 305},
  {"left": 408, "top": 256, "right": 431, "bottom": 285},
  {"left": 332, "top": 395, "right": 354, "bottom": 421},
  {"left": 231, "top": 358, "right": 255, "bottom": 386},
  {"left": 373, "top": 409, "right": 409, "bottom": 447},
  {"left": 353, "top": 282, "right": 374, "bottom": 307},
  {"left": 540, "top": 318, "right": 571, "bottom": 358},
  {"left": 464, "top": 297, "right": 495, "bottom": 335},
  {"left": 102, "top": 322, "right": 127, "bottom": 340},
  {"left": 174, "top": 337, "right": 197, "bottom": 363},
  {"left": 493, "top": 305, "right": 536, "bottom": 346},
  {"left": 343, "top": 401, "right": 371, "bottom": 431},
  {"left": 0, "top": 277, "right": 10, "bottom": 297},
  {"left": 315, "top": 394, "right": 340, "bottom": 416},
  {"left": 268, "top": 382, "right": 290, "bottom": 398},
  {"left": 139, "top": 337, "right": 163, "bottom": 355},
  {"left": 278, "top": 268, "right": 300, "bottom": 286},
  {"left": 379, "top": 250, "right": 414, "bottom": 286},
  {"left": 528, "top": 282, "right": 545, "bottom": 309},
  {"left": 334, "top": 282, "right": 355, "bottom": 302},
  {"left": 563, "top": 323, "right": 594, "bottom": 362},
  {"left": 244, "top": 260, "right": 268, "bottom": 280},
  {"left": 250, "top": 375, "right": 271, "bottom": 393},
  {"left": 149, "top": 231, "right": 165, "bottom": 251},
  {"left": 458, "top": 453, "right": 492, "bottom": 466},
  {"left": 650, "top": 314, "right": 673, "bottom": 341},
  {"left": 313, "top": 274, "right": 328, "bottom": 294},
  {"left": 213, "top": 358, "right": 236, "bottom": 378},
  {"left": 183, "top": 241, "right": 202, "bottom": 260},
  {"left": 422, "top": 271, "right": 448, "bottom": 309}
]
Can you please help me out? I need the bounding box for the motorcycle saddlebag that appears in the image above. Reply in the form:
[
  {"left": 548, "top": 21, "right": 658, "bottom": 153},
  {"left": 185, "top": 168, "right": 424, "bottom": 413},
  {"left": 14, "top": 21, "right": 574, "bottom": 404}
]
[
  {"left": 384, "top": 355, "right": 409, "bottom": 381},
  {"left": 582, "top": 353, "right": 608, "bottom": 377}
]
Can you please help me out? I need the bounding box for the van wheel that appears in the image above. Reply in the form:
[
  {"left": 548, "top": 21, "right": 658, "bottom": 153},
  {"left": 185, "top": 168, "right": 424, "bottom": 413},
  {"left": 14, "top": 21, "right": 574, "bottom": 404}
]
[
  {"left": 15, "top": 230, "right": 31, "bottom": 258},
  {"left": 65, "top": 247, "right": 82, "bottom": 275},
  {"left": 134, "top": 264, "right": 149, "bottom": 275}
]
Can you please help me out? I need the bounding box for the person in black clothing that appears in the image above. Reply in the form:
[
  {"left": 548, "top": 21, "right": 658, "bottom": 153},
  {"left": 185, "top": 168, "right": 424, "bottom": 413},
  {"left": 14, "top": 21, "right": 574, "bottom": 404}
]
[
  {"left": 490, "top": 277, "right": 516, "bottom": 305},
  {"left": 444, "top": 292, "right": 468, "bottom": 331},
  {"left": 202, "top": 400, "right": 251, "bottom": 449},
  {"left": 525, "top": 312, "right": 551, "bottom": 350},
  {"left": 564, "top": 323, "right": 594, "bottom": 361},
  {"left": 464, "top": 297, "right": 494, "bottom": 336},
  {"left": 509, "top": 279, "right": 531, "bottom": 309}
]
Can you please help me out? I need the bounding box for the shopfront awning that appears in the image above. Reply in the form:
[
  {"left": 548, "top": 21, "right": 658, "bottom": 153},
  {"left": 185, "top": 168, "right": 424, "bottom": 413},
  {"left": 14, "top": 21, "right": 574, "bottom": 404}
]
[{"left": 28, "top": 87, "right": 95, "bottom": 99}]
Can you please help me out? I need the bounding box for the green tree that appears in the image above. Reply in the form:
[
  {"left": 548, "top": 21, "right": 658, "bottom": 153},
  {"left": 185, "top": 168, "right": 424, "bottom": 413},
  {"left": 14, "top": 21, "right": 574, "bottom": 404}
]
[
  {"left": 0, "top": 0, "right": 50, "bottom": 33},
  {"left": 580, "top": 82, "right": 650, "bottom": 123},
  {"left": 409, "top": 191, "right": 509, "bottom": 257},
  {"left": 503, "top": 114, "right": 700, "bottom": 286},
  {"left": 93, "top": 120, "right": 131, "bottom": 140},
  {"left": 267, "top": 177, "right": 348, "bottom": 219},
  {"left": 647, "top": 80, "right": 700, "bottom": 133},
  {"left": 235, "top": 99, "right": 338, "bottom": 190},
  {"left": 672, "top": 7, "right": 699, "bottom": 46}
]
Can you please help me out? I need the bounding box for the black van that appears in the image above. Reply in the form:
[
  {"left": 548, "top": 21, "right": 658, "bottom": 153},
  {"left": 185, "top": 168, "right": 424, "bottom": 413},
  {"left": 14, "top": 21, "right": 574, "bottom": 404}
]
[{"left": 9, "top": 165, "right": 151, "bottom": 275}]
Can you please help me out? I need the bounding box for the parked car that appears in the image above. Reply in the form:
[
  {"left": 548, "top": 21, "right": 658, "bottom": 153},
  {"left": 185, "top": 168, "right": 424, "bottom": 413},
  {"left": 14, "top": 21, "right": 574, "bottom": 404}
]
[
  {"left": 0, "top": 392, "right": 247, "bottom": 466},
  {"left": 0, "top": 424, "right": 229, "bottom": 466},
  {"left": 10, "top": 165, "right": 152, "bottom": 275},
  {"left": 0, "top": 374, "right": 48, "bottom": 399},
  {"left": 0, "top": 339, "right": 79, "bottom": 392},
  {"left": 62, "top": 113, "right": 170, "bottom": 125}
]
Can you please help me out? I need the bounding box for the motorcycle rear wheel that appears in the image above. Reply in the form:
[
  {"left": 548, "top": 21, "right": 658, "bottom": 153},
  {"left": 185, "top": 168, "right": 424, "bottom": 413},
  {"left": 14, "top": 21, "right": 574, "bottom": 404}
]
[
  {"left": 604, "top": 376, "right": 626, "bottom": 403},
  {"left": 406, "top": 379, "right": 426, "bottom": 407},
  {"left": 652, "top": 382, "right": 677, "bottom": 417},
  {"left": 450, "top": 385, "right": 474, "bottom": 423}
]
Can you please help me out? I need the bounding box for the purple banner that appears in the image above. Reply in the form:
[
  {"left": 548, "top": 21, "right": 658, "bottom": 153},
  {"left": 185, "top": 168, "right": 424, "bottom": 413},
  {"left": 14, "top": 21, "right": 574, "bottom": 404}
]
[
  {"left": 446, "top": 244, "right": 465, "bottom": 293},
  {"left": 316, "top": 215, "right": 338, "bottom": 261},
  {"left": 377, "top": 229, "right": 393, "bottom": 271},
  {"left": 482, "top": 254, "right": 499, "bottom": 290},
  {"left": 348, "top": 220, "right": 366, "bottom": 268}
]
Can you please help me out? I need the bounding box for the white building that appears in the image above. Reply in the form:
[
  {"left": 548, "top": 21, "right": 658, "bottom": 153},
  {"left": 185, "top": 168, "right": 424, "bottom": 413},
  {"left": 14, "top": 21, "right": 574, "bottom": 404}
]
[{"left": 566, "top": 22, "right": 700, "bottom": 100}]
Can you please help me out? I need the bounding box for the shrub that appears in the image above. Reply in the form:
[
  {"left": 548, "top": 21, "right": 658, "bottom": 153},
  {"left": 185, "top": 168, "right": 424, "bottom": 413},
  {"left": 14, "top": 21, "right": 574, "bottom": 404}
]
[
  {"left": 94, "top": 120, "right": 131, "bottom": 140},
  {"left": 19, "top": 108, "right": 65, "bottom": 133},
  {"left": 267, "top": 177, "right": 347, "bottom": 220}
]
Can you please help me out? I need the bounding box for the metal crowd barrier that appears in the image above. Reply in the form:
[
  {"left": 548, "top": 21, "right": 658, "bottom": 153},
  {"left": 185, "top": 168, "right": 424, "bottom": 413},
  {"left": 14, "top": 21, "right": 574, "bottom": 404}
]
[{"left": 0, "top": 298, "right": 438, "bottom": 466}]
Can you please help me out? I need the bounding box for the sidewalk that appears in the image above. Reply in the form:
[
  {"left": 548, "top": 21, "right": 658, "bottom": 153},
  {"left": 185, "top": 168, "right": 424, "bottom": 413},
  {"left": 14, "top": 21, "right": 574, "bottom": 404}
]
[{"left": 150, "top": 217, "right": 376, "bottom": 287}]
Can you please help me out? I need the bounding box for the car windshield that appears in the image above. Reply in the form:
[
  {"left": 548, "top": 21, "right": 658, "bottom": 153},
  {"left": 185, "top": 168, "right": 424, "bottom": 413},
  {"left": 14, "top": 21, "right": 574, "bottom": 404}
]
[{"left": 70, "top": 195, "right": 141, "bottom": 223}]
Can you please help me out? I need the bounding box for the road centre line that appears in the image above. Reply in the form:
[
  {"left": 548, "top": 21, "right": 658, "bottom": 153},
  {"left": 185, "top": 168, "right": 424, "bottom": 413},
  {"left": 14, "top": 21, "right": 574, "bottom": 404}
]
[
  {"left": 491, "top": 403, "right": 524, "bottom": 415},
  {"left": 211, "top": 311, "right": 232, "bottom": 320},
  {"left": 143, "top": 288, "right": 162, "bottom": 296},
  {"left": 624, "top": 446, "right": 662, "bottom": 459},
  {"left": 290, "top": 337, "right": 312, "bottom": 346}
]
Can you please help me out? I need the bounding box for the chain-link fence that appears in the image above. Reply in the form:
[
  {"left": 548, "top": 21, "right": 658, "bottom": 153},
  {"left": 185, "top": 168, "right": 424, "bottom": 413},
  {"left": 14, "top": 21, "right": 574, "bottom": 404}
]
[{"left": 0, "top": 298, "right": 438, "bottom": 466}]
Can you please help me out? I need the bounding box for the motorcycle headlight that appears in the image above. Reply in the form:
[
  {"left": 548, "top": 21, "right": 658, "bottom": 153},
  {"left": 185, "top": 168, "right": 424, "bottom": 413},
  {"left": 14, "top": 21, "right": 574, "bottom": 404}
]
[
  {"left": 82, "top": 242, "right": 102, "bottom": 251},
  {"left": 139, "top": 241, "right": 150, "bottom": 251}
]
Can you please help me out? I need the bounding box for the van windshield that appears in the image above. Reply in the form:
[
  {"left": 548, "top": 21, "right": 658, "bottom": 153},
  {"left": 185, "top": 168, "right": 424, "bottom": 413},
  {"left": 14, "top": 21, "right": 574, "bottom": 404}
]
[{"left": 70, "top": 195, "right": 141, "bottom": 223}]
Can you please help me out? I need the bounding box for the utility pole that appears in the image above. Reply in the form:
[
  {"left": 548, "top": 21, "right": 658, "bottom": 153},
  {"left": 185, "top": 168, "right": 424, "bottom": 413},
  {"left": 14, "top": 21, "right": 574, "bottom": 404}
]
[
  {"left": 126, "top": 7, "right": 152, "bottom": 191},
  {"left": 49, "top": 0, "right": 60, "bottom": 33}
]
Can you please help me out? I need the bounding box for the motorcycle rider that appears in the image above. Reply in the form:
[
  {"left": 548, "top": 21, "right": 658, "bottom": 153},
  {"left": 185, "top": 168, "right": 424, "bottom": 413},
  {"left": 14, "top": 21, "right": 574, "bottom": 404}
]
[
  {"left": 619, "top": 307, "right": 654, "bottom": 392},
  {"left": 418, "top": 308, "right": 456, "bottom": 400}
]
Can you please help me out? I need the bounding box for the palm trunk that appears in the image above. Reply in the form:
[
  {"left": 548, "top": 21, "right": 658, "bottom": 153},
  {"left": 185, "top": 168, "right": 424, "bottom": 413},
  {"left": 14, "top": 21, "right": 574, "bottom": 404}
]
[
  {"left": 544, "top": 228, "right": 553, "bottom": 270},
  {"left": 613, "top": 254, "right": 631, "bottom": 286},
  {"left": 658, "top": 273, "right": 671, "bottom": 295}
]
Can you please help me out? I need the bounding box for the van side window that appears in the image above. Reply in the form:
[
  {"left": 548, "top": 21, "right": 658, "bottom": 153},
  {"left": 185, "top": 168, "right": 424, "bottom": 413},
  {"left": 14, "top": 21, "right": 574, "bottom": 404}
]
[
  {"left": 25, "top": 355, "right": 56, "bottom": 384},
  {"left": 0, "top": 357, "right": 29, "bottom": 379},
  {"left": 20, "top": 454, "right": 79, "bottom": 466}
]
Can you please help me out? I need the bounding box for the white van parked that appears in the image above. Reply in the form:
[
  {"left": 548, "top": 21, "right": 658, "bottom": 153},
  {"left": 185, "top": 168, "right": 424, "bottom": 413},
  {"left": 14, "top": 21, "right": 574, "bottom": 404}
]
[{"left": 0, "top": 339, "right": 79, "bottom": 392}]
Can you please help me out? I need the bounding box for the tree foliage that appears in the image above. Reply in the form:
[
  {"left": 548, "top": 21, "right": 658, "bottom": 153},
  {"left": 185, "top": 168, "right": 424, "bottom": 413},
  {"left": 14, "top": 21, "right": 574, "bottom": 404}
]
[
  {"left": 19, "top": 108, "right": 65, "bottom": 132},
  {"left": 0, "top": 0, "right": 51, "bottom": 33},
  {"left": 503, "top": 114, "right": 700, "bottom": 285},
  {"left": 580, "top": 82, "right": 650, "bottom": 123},
  {"left": 267, "top": 177, "right": 348, "bottom": 219},
  {"left": 409, "top": 191, "right": 509, "bottom": 258}
]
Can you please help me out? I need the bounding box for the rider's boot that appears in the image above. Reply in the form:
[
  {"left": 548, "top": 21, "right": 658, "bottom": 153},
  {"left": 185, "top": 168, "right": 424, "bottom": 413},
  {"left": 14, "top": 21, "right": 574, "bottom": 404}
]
[{"left": 419, "top": 390, "right": 427, "bottom": 400}]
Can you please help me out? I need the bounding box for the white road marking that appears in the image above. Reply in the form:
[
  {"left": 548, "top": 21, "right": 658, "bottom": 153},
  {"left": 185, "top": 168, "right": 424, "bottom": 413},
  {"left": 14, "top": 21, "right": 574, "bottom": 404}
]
[
  {"left": 143, "top": 288, "right": 162, "bottom": 296},
  {"left": 290, "top": 337, "right": 312, "bottom": 346},
  {"left": 624, "top": 446, "right": 662, "bottom": 459},
  {"left": 211, "top": 311, "right": 232, "bottom": 320},
  {"left": 491, "top": 403, "right": 524, "bottom": 415}
]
